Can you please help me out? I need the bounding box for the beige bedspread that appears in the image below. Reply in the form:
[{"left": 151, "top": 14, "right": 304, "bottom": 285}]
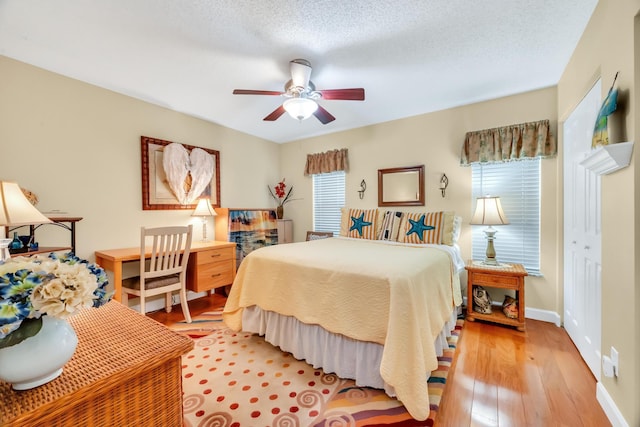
[{"left": 223, "top": 237, "right": 461, "bottom": 421}]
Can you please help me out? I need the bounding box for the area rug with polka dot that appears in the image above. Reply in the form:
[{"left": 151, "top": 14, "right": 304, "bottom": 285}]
[{"left": 180, "top": 318, "right": 462, "bottom": 426}]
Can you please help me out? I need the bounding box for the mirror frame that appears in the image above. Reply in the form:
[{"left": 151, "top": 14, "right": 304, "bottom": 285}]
[{"left": 377, "top": 165, "right": 425, "bottom": 207}]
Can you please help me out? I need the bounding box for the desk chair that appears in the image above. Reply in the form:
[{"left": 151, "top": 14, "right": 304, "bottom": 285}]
[
  {"left": 306, "top": 231, "right": 334, "bottom": 241},
  {"left": 122, "top": 225, "right": 193, "bottom": 323}
]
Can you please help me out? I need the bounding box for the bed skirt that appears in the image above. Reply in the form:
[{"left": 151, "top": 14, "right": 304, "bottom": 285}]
[{"left": 241, "top": 304, "right": 460, "bottom": 397}]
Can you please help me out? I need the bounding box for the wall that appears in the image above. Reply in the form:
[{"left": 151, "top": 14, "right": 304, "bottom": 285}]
[
  {"left": 557, "top": 1, "right": 639, "bottom": 425},
  {"left": 280, "top": 86, "right": 559, "bottom": 313},
  {"left": 0, "top": 55, "right": 280, "bottom": 274}
]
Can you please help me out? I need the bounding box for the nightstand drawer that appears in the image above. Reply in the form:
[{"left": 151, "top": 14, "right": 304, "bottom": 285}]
[
  {"left": 194, "top": 246, "right": 234, "bottom": 265},
  {"left": 472, "top": 272, "right": 519, "bottom": 289}
]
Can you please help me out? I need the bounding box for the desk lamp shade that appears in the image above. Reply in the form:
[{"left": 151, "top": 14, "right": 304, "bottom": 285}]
[
  {"left": 0, "top": 181, "right": 52, "bottom": 261},
  {"left": 191, "top": 198, "right": 216, "bottom": 242},
  {"left": 471, "top": 196, "right": 509, "bottom": 265}
]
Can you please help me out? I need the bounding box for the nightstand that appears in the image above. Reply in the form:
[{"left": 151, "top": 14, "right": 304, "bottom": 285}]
[{"left": 465, "top": 260, "right": 527, "bottom": 331}]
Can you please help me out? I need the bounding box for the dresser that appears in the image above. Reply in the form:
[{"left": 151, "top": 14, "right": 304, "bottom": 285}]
[
  {"left": 277, "top": 219, "right": 293, "bottom": 243},
  {"left": 186, "top": 241, "right": 236, "bottom": 293},
  {"left": 1, "top": 301, "right": 193, "bottom": 426}
]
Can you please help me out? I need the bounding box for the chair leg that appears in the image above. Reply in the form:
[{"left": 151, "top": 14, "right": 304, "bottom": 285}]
[
  {"left": 139, "top": 294, "right": 146, "bottom": 315},
  {"left": 179, "top": 288, "right": 192, "bottom": 323},
  {"left": 165, "top": 293, "right": 173, "bottom": 313}
]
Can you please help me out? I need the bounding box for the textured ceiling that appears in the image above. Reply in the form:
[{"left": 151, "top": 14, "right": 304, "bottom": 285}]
[{"left": 0, "top": 0, "right": 597, "bottom": 143}]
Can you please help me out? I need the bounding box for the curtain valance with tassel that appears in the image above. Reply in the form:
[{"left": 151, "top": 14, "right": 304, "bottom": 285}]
[
  {"left": 304, "top": 148, "right": 349, "bottom": 175},
  {"left": 460, "top": 119, "right": 556, "bottom": 166}
]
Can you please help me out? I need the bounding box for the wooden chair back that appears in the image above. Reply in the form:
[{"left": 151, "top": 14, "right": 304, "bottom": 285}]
[
  {"left": 306, "top": 231, "right": 334, "bottom": 241},
  {"left": 141, "top": 225, "right": 193, "bottom": 282}
]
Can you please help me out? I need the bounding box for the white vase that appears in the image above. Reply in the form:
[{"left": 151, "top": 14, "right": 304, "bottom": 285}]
[{"left": 0, "top": 316, "right": 78, "bottom": 390}]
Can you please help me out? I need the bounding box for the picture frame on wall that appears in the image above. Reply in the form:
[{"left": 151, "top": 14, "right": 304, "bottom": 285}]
[{"left": 141, "top": 136, "right": 220, "bottom": 210}]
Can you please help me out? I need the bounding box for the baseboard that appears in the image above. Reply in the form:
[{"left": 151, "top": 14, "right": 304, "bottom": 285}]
[
  {"left": 524, "top": 307, "right": 561, "bottom": 326},
  {"left": 596, "top": 382, "right": 629, "bottom": 427},
  {"left": 462, "top": 297, "right": 561, "bottom": 326}
]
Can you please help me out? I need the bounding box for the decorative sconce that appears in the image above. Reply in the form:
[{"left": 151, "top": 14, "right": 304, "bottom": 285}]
[
  {"left": 439, "top": 174, "right": 449, "bottom": 197},
  {"left": 358, "top": 180, "right": 367, "bottom": 199}
]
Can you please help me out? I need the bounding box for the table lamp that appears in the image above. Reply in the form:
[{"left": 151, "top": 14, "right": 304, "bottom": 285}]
[
  {"left": 191, "top": 198, "right": 216, "bottom": 242},
  {"left": 471, "top": 195, "right": 509, "bottom": 266},
  {"left": 0, "top": 181, "right": 52, "bottom": 261}
]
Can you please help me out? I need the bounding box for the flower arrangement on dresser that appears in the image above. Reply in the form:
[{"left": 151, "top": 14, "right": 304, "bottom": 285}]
[
  {"left": 0, "top": 252, "right": 111, "bottom": 390},
  {"left": 0, "top": 252, "right": 110, "bottom": 348},
  {"left": 268, "top": 178, "right": 295, "bottom": 219}
]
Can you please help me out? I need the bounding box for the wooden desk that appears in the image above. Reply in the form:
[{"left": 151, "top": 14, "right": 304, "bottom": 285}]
[
  {"left": 1, "top": 301, "right": 193, "bottom": 426},
  {"left": 95, "top": 241, "right": 236, "bottom": 302}
]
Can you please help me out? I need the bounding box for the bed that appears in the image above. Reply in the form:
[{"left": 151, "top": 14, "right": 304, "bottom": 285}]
[{"left": 223, "top": 221, "right": 464, "bottom": 421}]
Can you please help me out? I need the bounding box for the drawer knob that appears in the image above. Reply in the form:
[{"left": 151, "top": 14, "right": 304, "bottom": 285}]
[
  {"left": 210, "top": 253, "right": 221, "bottom": 258},
  {"left": 211, "top": 273, "right": 221, "bottom": 278}
]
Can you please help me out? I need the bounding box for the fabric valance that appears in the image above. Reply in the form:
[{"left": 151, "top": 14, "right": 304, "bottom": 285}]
[
  {"left": 304, "top": 148, "right": 349, "bottom": 175},
  {"left": 460, "top": 119, "right": 556, "bottom": 166}
]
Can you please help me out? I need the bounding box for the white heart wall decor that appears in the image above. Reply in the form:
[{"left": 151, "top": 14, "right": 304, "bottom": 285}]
[{"left": 162, "top": 142, "right": 214, "bottom": 205}]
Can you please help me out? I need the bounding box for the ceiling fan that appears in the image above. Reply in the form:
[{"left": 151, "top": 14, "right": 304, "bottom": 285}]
[{"left": 232, "top": 59, "right": 365, "bottom": 124}]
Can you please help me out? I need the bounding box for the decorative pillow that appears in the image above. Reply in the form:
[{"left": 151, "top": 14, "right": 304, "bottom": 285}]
[
  {"left": 440, "top": 211, "right": 458, "bottom": 246},
  {"left": 377, "top": 211, "right": 405, "bottom": 241},
  {"left": 452, "top": 215, "right": 462, "bottom": 243},
  {"left": 344, "top": 208, "right": 378, "bottom": 239},
  {"left": 340, "top": 208, "right": 383, "bottom": 237},
  {"left": 399, "top": 211, "right": 444, "bottom": 244}
]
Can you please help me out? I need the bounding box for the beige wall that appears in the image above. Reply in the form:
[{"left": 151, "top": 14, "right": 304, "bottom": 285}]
[
  {"left": 280, "top": 87, "right": 559, "bottom": 313},
  {"left": 3, "top": 2, "right": 638, "bottom": 420},
  {"left": 558, "top": 1, "right": 639, "bottom": 424},
  {"left": 0, "top": 55, "right": 280, "bottom": 258}
]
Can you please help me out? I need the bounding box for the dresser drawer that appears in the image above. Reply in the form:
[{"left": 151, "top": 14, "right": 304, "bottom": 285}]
[
  {"left": 471, "top": 272, "right": 519, "bottom": 289},
  {"left": 194, "top": 246, "right": 234, "bottom": 266},
  {"left": 186, "top": 243, "right": 236, "bottom": 293},
  {"left": 199, "top": 259, "right": 233, "bottom": 285}
]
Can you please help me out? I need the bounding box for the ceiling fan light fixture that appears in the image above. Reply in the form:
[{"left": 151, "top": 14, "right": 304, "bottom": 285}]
[{"left": 283, "top": 97, "right": 318, "bottom": 121}]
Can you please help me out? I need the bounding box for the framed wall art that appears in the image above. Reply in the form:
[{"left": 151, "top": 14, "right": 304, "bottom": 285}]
[{"left": 141, "top": 136, "right": 220, "bottom": 210}]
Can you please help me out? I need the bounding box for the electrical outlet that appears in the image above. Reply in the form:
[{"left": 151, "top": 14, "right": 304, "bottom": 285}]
[{"left": 611, "top": 347, "right": 619, "bottom": 377}]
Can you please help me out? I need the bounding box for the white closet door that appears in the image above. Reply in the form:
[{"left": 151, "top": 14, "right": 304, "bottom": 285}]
[{"left": 563, "top": 79, "right": 602, "bottom": 379}]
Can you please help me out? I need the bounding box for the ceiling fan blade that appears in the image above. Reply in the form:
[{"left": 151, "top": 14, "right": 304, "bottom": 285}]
[
  {"left": 313, "top": 105, "right": 336, "bottom": 124},
  {"left": 318, "top": 88, "right": 365, "bottom": 101},
  {"left": 233, "top": 89, "right": 284, "bottom": 96},
  {"left": 290, "top": 59, "right": 312, "bottom": 88},
  {"left": 263, "top": 105, "right": 286, "bottom": 121}
]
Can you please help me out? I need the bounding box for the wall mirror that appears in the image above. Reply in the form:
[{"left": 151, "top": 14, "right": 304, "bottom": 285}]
[{"left": 378, "top": 165, "right": 425, "bottom": 206}]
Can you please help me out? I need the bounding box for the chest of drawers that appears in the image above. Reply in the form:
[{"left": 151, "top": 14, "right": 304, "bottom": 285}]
[{"left": 186, "top": 242, "right": 236, "bottom": 293}]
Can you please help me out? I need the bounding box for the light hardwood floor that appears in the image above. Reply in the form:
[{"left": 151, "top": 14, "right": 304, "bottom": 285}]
[{"left": 150, "top": 294, "right": 612, "bottom": 426}]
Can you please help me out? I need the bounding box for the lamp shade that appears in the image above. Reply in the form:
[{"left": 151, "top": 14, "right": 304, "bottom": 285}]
[
  {"left": 283, "top": 97, "right": 318, "bottom": 121},
  {"left": 191, "top": 198, "right": 216, "bottom": 217},
  {"left": 0, "top": 181, "right": 51, "bottom": 226},
  {"left": 470, "top": 196, "right": 509, "bottom": 226}
]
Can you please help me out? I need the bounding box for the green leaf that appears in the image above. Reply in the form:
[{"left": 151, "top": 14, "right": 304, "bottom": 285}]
[{"left": 0, "top": 317, "right": 43, "bottom": 349}]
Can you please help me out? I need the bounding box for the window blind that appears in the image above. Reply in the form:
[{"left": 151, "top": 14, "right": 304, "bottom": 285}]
[
  {"left": 312, "top": 171, "right": 345, "bottom": 235},
  {"left": 471, "top": 159, "right": 541, "bottom": 275}
]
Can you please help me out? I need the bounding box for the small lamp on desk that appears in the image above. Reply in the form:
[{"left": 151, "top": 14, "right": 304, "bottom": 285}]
[
  {"left": 192, "top": 198, "right": 216, "bottom": 242},
  {"left": 471, "top": 195, "right": 509, "bottom": 266},
  {"left": 0, "top": 181, "right": 52, "bottom": 261}
]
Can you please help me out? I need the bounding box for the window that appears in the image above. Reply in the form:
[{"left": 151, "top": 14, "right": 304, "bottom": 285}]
[
  {"left": 312, "top": 171, "right": 345, "bottom": 235},
  {"left": 471, "top": 159, "right": 541, "bottom": 275}
]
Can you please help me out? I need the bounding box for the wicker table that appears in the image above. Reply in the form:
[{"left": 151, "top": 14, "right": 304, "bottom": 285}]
[{"left": 1, "top": 301, "right": 194, "bottom": 426}]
